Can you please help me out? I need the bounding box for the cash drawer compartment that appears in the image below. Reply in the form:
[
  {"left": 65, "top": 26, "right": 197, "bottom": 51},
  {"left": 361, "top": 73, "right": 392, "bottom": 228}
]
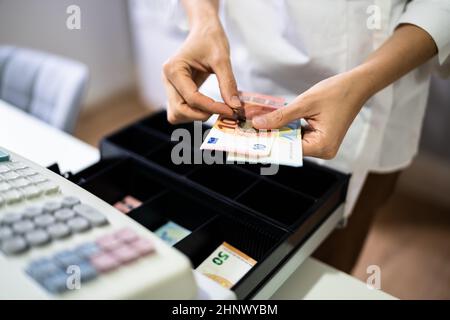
[
  {"left": 127, "top": 191, "right": 217, "bottom": 233},
  {"left": 78, "top": 158, "right": 166, "bottom": 205},
  {"left": 235, "top": 180, "right": 315, "bottom": 226},
  {"left": 187, "top": 165, "right": 257, "bottom": 198},
  {"left": 73, "top": 110, "right": 349, "bottom": 299},
  {"left": 175, "top": 214, "right": 288, "bottom": 298},
  {"left": 264, "top": 165, "right": 338, "bottom": 198},
  {"left": 145, "top": 143, "right": 198, "bottom": 175}
]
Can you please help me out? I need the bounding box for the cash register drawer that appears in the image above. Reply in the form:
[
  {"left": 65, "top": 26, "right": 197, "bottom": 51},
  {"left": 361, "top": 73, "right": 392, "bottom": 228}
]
[{"left": 71, "top": 111, "right": 349, "bottom": 299}]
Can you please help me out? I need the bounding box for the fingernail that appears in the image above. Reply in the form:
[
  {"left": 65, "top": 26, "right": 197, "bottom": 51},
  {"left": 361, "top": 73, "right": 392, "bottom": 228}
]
[
  {"left": 253, "top": 116, "right": 267, "bottom": 127},
  {"left": 231, "top": 95, "right": 242, "bottom": 108}
]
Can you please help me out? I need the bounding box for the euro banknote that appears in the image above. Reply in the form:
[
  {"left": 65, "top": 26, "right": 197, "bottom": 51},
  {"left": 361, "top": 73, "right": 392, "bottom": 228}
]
[
  {"left": 154, "top": 221, "right": 191, "bottom": 246},
  {"left": 200, "top": 91, "right": 303, "bottom": 166},
  {"left": 200, "top": 115, "right": 276, "bottom": 156},
  {"left": 196, "top": 242, "right": 257, "bottom": 289},
  {"left": 227, "top": 119, "right": 303, "bottom": 167},
  {"left": 200, "top": 92, "right": 286, "bottom": 156}
]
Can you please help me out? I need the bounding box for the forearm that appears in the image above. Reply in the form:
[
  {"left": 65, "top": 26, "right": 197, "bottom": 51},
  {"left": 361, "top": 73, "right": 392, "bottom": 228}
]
[
  {"left": 352, "top": 24, "right": 438, "bottom": 101},
  {"left": 181, "top": 0, "right": 221, "bottom": 30}
]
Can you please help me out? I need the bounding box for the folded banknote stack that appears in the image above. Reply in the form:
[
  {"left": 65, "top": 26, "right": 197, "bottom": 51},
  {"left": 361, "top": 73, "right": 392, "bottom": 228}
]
[
  {"left": 196, "top": 241, "right": 257, "bottom": 289},
  {"left": 201, "top": 92, "right": 303, "bottom": 167}
]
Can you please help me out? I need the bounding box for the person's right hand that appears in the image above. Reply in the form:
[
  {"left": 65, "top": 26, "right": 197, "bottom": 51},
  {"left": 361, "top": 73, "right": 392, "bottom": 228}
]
[{"left": 162, "top": 19, "right": 241, "bottom": 124}]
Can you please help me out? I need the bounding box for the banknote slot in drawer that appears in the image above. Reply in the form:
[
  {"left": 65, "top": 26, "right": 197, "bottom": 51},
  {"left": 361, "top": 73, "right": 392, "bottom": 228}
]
[
  {"left": 127, "top": 191, "right": 217, "bottom": 235},
  {"left": 174, "top": 214, "right": 288, "bottom": 298},
  {"left": 265, "top": 163, "right": 338, "bottom": 198},
  {"left": 107, "top": 126, "right": 165, "bottom": 157},
  {"left": 174, "top": 214, "right": 286, "bottom": 271},
  {"left": 146, "top": 143, "right": 199, "bottom": 175},
  {"left": 79, "top": 159, "right": 166, "bottom": 205},
  {"left": 236, "top": 180, "right": 315, "bottom": 227},
  {"left": 69, "top": 157, "right": 123, "bottom": 185},
  {"left": 187, "top": 164, "right": 257, "bottom": 198}
]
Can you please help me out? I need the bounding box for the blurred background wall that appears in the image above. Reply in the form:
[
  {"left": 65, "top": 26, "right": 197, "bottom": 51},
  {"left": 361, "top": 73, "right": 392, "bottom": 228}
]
[{"left": 0, "top": 0, "right": 135, "bottom": 108}]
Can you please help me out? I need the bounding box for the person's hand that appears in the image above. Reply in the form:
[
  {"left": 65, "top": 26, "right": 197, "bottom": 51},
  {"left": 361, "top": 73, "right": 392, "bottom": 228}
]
[
  {"left": 251, "top": 23, "right": 439, "bottom": 160},
  {"left": 252, "top": 71, "right": 370, "bottom": 159},
  {"left": 162, "top": 19, "right": 241, "bottom": 124}
]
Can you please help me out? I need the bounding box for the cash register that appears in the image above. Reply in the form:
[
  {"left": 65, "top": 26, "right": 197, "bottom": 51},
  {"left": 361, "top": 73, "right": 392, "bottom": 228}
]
[{"left": 0, "top": 111, "right": 349, "bottom": 299}]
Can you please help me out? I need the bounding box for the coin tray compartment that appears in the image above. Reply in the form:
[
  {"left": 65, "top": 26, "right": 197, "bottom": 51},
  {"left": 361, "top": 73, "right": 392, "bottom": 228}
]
[
  {"left": 187, "top": 164, "right": 258, "bottom": 198},
  {"left": 69, "top": 157, "right": 123, "bottom": 185},
  {"left": 235, "top": 180, "right": 315, "bottom": 226},
  {"left": 263, "top": 165, "right": 338, "bottom": 198},
  {"left": 79, "top": 158, "right": 166, "bottom": 205},
  {"left": 102, "top": 125, "right": 165, "bottom": 158},
  {"left": 144, "top": 143, "right": 199, "bottom": 175},
  {"left": 126, "top": 191, "right": 218, "bottom": 233},
  {"left": 146, "top": 144, "right": 230, "bottom": 177}
]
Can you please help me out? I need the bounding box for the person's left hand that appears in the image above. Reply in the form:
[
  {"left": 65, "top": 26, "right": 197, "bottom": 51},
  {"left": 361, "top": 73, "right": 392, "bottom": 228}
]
[{"left": 251, "top": 70, "right": 370, "bottom": 159}]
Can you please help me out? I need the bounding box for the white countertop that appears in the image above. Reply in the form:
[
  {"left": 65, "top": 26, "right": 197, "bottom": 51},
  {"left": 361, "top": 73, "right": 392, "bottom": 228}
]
[
  {"left": 0, "top": 100, "right": 99, "bottom": 174},
  {"left": 272, "top": 258, "right": 395, "bottom": 299},
  {"left": 0, "top": 99, "right": 396, "bottom": 300}
]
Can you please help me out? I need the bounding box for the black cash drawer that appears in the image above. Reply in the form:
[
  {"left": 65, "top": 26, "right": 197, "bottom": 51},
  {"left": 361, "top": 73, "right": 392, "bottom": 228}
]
[{"left": 70, "top": 110, "right": 349, "bottom": 299}]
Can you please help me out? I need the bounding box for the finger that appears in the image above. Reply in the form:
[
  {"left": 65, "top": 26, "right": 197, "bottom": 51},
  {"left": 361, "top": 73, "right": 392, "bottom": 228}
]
[
  {"left": 213, "top": 59, "right": 241, "bottom": 109},
  {"left": 168, "top": 106, "right": 211, "bottom": 124},
  {"left": 165, "top": 61, "right": 234, "bottom": 116},
  {"left": 301, "top": 129, "right": 338, "bottom": 160},
  {"left": 178, "top": 103, "right": 212, "bottom": 122},
  {"left": 301, "top": 131, "right": 323, "bottom": 158},
  {"left": 163, "top": 74, "right": 211, "bottom": 123},
  {"left": 252, "top": 97, "right": 309, "bottom": 129}
]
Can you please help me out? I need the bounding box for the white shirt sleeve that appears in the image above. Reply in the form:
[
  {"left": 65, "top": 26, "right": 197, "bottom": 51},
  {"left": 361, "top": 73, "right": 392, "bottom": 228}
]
[{"left": 396, "top": 0, "right": 450, "bottom": 65}]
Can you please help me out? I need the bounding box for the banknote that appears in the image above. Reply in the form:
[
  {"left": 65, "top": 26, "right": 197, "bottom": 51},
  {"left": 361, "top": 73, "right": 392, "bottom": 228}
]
[
  {"left": 237, "top": 91, "right": 286, "bottom": 120},
  {"left": 154, "top": 221, "right": 191, "bottom": 246},
  {"left": 200, "top": 92, "right": 286, "bottom": 156},
  {"left": 113, "top": 195, "right": 143, "bottom": 214},
  {"left": 200, "top": 91, "right": 303, "bottom": 166},
  {"left": 200, "top": 116, "right": 275, "bottom": 156},
  {"left": 227, "top": 119, "right": 303, "bottom": 167},
  {"left": 196, "top": 242, "right": 257, "bottom": 289}
]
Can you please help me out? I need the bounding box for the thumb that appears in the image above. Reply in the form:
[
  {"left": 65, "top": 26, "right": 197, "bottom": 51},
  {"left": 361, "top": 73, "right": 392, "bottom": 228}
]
[
  {"left": 213, "top": 59, "right": 241, "bottom": 109},
  {"left": 252, "top": 99, "right": 308, "bottom": 129}
]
